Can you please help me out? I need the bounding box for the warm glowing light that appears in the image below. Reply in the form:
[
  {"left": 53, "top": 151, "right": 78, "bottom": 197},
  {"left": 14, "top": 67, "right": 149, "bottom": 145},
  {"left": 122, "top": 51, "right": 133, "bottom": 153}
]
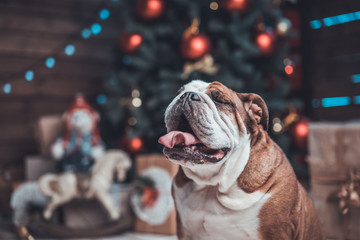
[
  {"left": 119, "top": 33, "right": 143, "bottom": 54},
  {"left": 277, "top": 18, "right": 291, "bottom": 35},
  {"left": 181, "top": 34, "right": 211, "bottom": 60},
  {"left": 210, "top": 2, "right": 218, "bottom": 10},
  {"left": 256, "top": 33, "right": 272, "bottom": 49},
  {"left": 130, "top": 138, "right": 143, "bottom": 151},
  {"left": 130, "top": 34, "right": 143, "bottom": 46},
  {"left": 296, "top": 122, "right": 308, "bottom": 137},
  {"left": 273, "top": 122, "right": 283, "bottom": 133},
  {"left": 191, "top": 37, "right": 206, "bottom": 51},
  {"left": 285, "top": 65, "right": 294, "bottom": 75},
  {"left": 272, "top": 117, "right": 281, "bottom": 124},
  {"left": 132, "top": 89, "right": 140, "bottom": 98},
  {"left": 128, "top": 117, "right": 137, "bottom": 126},
  {"left": 221, "top": 0, "right": 247, "bottom": 12},
  {"left": 132, "top": 97, "right": 142, "bottom": 107},
  {"left": 148, "top": 0, "right": 161, "bottom": 10},
  {"left": 136, "top": 0, "right": 164, "bottom": 20}
]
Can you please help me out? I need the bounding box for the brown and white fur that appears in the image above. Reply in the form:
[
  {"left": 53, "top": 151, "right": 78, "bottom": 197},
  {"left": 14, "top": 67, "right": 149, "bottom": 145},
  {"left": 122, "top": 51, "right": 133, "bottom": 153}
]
[
  {"left": 39, "top": 150, "right": 131, "bottom": 220},
  {"left": 161, "top": 80, "right": 325, "bottom": 240}
]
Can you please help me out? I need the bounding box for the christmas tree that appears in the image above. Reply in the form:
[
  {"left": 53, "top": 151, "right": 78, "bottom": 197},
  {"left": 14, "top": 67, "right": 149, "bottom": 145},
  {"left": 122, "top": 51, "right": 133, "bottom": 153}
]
[{"left": 101, "top": 0, "right": 302, "bottom": 162}]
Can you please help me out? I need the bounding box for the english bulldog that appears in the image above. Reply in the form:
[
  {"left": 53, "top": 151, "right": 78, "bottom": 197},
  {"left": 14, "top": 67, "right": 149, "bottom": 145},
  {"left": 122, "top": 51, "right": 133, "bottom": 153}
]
[{"left": 158, "top": 80, "right": 325, "bottom": 240}]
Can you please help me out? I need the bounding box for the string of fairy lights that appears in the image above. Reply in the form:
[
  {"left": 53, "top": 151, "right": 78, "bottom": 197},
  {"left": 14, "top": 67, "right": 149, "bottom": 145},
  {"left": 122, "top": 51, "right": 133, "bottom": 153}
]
[{"left": 1, "top": 4, "right": 112, "bottom": 97}]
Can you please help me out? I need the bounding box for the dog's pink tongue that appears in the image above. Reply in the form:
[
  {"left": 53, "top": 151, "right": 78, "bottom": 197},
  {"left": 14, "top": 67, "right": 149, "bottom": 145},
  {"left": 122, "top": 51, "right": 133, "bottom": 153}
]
[{"left": 158, "top": 131, "right": 200, "bottom": 149}]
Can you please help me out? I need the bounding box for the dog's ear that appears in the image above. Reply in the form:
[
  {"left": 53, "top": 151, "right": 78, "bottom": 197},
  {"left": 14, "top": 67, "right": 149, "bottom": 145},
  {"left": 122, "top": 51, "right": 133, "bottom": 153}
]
[{"left": 237, "top": 93, "right": 269, "bottom": 131}]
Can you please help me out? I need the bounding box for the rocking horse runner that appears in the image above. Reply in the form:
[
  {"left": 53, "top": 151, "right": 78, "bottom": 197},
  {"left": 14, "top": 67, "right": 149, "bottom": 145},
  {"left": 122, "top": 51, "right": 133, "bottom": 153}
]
[{"left": 39, "top": 150, "right": 132, "bottom": 220}]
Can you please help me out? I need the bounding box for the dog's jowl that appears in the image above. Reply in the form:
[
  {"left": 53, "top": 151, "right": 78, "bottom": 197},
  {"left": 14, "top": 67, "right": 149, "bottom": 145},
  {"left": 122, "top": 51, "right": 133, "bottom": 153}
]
[{"left": 159, "top": 80, "right": 325, "bottom": 240}]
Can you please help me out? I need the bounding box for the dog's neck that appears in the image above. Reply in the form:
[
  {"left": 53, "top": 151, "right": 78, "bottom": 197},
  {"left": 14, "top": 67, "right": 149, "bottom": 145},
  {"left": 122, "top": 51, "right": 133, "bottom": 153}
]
[
  {"left": 178, "top": 129, "right": 282, "bottom": 210},
  {"left": 237, "top": 130, "right": 282, "bottom": 193}
]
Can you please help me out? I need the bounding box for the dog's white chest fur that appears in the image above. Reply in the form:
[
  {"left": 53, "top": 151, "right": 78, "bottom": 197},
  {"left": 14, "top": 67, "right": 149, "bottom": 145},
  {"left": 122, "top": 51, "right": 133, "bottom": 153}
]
[{"left": 174, "top": 182, "right": 271, "bottom": 240}]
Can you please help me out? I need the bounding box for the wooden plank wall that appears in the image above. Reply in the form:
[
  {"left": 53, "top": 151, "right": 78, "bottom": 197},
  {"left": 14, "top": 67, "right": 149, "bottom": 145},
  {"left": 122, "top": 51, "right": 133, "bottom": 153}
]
[
  {"left": 0, "top": 0, "right": 122, "bottom": 213},
  {"left": 301, "top": 0, "right": 360, "bottom": 121}
]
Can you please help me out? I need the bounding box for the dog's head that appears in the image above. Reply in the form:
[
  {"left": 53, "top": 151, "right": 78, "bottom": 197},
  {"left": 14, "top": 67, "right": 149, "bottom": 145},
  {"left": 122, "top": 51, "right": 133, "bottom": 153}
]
[{"left": 159, "top": 80, "right": 268, "bottom": 184}]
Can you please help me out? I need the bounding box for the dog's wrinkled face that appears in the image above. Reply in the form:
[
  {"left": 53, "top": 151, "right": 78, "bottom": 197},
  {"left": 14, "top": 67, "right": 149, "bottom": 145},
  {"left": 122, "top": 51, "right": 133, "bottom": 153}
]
[{"left": 159, "top": 80, "right": 268, "bottom": 170}]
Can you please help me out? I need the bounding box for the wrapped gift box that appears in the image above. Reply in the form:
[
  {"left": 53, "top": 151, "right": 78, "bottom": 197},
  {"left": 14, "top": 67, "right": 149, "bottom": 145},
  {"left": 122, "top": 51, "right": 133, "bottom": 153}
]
[
  {"left": 25, "top": 155, "right": 57, "bottom": 180},
  {"left": 36, "top": 115, "right": 63, "bottom": 157},
  {"left": 308, "top": 123, "right": 360, "bottom": 240},
  {"left": 134, "top": 154, "right": 178, "bottom": 235}
]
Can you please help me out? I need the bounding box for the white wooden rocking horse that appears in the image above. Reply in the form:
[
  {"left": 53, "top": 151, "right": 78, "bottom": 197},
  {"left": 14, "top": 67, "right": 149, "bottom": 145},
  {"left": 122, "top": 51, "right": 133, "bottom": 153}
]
[{"left": 38, "top": 150, "right": 132, "bottom": 220}]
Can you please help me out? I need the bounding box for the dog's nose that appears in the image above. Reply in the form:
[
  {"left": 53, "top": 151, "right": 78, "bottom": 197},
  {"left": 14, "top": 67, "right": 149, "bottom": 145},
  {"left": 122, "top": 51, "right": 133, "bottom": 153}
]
[{"left": 181, "top": 92, "right": 201, "bottom": 101}]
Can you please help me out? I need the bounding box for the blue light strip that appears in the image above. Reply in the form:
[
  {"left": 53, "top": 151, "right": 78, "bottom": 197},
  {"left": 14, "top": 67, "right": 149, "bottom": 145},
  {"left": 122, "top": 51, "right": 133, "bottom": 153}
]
[
  {"left": 3, "top": 83, "right": 11, "bottom": 94},
  {"left": 3, "top": 7, "right": 112, "bottom": 95},
  {"left": 310, "top": 11, "right": 360, "bottom": 29},
  {"left": 354, "top": 96, "right": 360, "bottom": 104},
  {"left": 322, "top": 96, "right": 351, "bottom": 107},
  {"left": 352, "top": 74, "right": 360, "bottom": 83}
]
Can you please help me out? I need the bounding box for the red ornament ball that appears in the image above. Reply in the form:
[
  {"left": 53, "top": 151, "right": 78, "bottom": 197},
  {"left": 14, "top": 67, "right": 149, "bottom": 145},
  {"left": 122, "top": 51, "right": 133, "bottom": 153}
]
[
  {"left": 180, "top": 34, "right": 211, "bottom": 61},
  {"left": 295, "top": 121, "right": 309, "bottom": 138},
  {"left": 220, "top": 0, "right": 251, "bottom": 13},
  {"left": 284, "top": 65, "right": 294, "bottom": 75},
  {"left": 118, "top": 136, "right": 144, "bottom": 154},
  {"left": 256, "top": 31, "right": 275, "bottom": 55},
  {"left": 292, "top": 118, "right": 310, "bottom": 149},
  {"left": 130, "top": 137, "right": 143, "bottom": 152},
  {"left": 119, "top": 32, "right": 143, "bottom": 54},
  {"left": 136, "top": 0, "right": 165, "bottom": 20}
]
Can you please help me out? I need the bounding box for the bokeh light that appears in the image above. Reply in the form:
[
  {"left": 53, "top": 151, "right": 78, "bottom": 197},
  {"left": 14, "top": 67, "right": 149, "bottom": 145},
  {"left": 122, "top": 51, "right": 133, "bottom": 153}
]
[
  {"left": 130, "top": 138, "right": 143, "bottom": 152},
  {"left": 210, "top": 2, "right": 218, "bottom": 10},
  {"left": 25, "top": 70, "right": 34, "bottom": 82},
  {"left": 3, "top": 83, "right": 11, "bottom": 94},
  {"left": 45, "top": 57, "right": 56, "bottom": 68},
  {"left": 132, "top": 97, "right": 142, "bottom": 107},
  {"left": 99, "top": 9, "right": 110, "bottom": 20},
  {"left": 132, "top": 89, "right": 140, "bottom": 98},
  {"left": 64, "top": 45, "right": 75, "bottom": 56},
  {"left": 285, "top": 65, "right": 294, "bottom": 75},
  {"left": 82, "top": 28, "right": 91, "bottom": 39},
  {"left": 295, "top": 122, "right": 309, "bottom": 137},
  {"left": 96, "top": 94, "right": 107, "bottom": 104},
  {"left": 91, "top": 23, "right": 102, "bottom": 35}
]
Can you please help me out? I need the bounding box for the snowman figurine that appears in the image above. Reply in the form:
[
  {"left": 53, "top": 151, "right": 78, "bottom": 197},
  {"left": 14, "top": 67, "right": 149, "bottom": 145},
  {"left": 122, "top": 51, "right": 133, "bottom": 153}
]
[{"left": 51, "top": 94, "right": 105, "bottom": 172}]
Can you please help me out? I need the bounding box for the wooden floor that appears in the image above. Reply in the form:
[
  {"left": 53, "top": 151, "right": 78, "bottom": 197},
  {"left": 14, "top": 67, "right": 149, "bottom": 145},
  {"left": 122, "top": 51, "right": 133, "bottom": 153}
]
[
  {"left": 41, "top": 233, "right": 178, "bottom": 240},
  {"left": 0, "top": 216, "right": 177, "bottom": 240}
]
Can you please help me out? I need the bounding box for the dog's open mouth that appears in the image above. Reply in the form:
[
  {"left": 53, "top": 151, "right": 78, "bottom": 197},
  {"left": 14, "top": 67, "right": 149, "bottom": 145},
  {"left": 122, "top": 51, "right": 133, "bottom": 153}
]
[{"left": 158, "top": 114, "right": 229, "bottom": 164}]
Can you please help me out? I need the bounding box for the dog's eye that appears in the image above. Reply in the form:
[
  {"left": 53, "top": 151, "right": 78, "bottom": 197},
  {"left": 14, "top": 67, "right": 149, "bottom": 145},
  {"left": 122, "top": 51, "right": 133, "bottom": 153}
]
[{"left": 212, "top": 91, "right": 232, "bottom": 106}]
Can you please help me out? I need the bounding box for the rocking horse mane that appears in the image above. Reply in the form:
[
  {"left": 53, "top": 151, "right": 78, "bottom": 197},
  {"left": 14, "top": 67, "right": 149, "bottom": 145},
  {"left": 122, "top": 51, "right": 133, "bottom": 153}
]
[{"left": 91, "top": 150, "right": 131, "bottom": 176}]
